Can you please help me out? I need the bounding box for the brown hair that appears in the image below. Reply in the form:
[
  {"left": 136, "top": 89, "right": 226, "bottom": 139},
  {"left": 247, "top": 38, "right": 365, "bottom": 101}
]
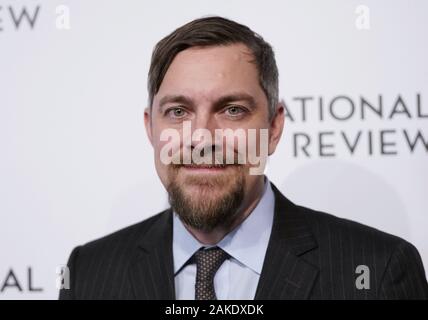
[{"left": 147, "top": 16, "right": 279, "bottom": 118}]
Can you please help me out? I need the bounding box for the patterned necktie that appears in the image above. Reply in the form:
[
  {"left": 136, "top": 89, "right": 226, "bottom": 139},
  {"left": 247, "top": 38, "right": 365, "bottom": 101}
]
[{"left": 194, "top": 246, "right": 229, "bottom": 300}]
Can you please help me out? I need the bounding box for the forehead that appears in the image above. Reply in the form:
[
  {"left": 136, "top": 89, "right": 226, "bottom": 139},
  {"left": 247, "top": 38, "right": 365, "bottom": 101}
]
[{"left": 154, "top": 43, "right": 264, "bottom": 104}]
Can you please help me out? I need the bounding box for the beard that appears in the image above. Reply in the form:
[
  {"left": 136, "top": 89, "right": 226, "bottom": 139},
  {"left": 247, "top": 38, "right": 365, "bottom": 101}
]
[{"left": 167, "top": 165, "right": 245, "bottom": 232}]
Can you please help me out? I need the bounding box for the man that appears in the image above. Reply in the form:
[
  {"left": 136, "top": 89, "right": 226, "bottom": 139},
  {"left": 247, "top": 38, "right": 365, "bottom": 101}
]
[{"left": 59, "top": 16, "right": 428, "bottom": 300}]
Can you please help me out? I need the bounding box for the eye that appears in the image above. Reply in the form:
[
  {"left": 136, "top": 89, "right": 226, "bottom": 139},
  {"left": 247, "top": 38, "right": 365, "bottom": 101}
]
[
  {"left": 166, "top": 107, "right": 188, "bottom": 118},
  {"left": 225, "top": 105, "right": 246, "bottom": 117}
]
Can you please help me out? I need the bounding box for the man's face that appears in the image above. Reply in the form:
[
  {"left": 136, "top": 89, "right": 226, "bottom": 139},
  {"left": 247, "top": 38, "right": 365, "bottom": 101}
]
[{"left": 145, "top": 43, "right": 283, "bottom": 232}]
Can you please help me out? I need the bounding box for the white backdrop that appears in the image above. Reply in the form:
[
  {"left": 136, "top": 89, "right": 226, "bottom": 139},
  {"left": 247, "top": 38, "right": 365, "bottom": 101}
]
[{"left": 1, "top": 0, "right": 427, "bottom": 299}]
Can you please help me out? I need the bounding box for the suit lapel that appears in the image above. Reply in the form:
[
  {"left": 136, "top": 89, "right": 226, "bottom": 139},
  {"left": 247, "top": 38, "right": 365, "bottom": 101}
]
[
  {"left": 128, "top": 209, "right": 176, "bottom": 300},
  {"left": 255, "top": 183, "right": 319, "bottom": 299},
  {"left": 127, "top": 182, "right": 319, "bottom": 300}
]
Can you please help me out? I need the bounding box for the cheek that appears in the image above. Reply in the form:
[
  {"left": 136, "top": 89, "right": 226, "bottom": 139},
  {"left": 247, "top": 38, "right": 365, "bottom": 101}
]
[
  {"left": 151, "top": 126, "right": 180, "bottom": 157},
  {"left": 244, "top": 127, "right": 270, "bottom": 162}
]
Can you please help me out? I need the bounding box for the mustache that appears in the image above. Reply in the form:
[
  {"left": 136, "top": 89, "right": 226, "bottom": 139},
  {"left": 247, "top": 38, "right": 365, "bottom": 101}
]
[
  {"left": 168, "top": 144, "right": 244, "bottom": 166},
  {"left": 171, "top": 163, "right": 241, "bottom": 170}
]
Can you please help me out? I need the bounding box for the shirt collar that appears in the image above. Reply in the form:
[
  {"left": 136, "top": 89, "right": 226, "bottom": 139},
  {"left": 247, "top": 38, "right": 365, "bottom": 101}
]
[{"left": 172, "top": 178, "right": 275, "bottom": 275}]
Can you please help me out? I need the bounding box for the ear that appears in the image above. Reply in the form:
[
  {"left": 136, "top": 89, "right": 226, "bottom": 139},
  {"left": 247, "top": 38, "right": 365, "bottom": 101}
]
[
  {"left": 268, "top": 101, "right": 285, "bottom": 156},
  {"left": 144, "top": 107, "right": 153, "bottom": 146}
]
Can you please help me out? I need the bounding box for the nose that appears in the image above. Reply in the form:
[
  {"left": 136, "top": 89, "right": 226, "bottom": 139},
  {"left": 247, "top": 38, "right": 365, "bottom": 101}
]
[
  {"left": 192, "top": 110, "right": 218, "bottom": 133},
  {"left": 188, "top": 110, "right": 219, "bottom": 156}
]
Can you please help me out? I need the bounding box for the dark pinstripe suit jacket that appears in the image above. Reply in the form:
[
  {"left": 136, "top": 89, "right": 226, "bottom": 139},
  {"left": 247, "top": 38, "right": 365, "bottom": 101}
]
[{"left": 59, "top": 183, "right": 428, "bottom": 299}]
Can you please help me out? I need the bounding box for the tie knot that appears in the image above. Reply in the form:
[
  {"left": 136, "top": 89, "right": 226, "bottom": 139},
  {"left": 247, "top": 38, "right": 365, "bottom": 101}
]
[{"left": 195, "top": 247, "right": 229, "bottom": 282}]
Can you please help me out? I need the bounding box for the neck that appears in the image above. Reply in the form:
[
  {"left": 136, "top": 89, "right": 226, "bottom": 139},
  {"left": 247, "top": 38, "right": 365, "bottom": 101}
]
[{"left": 183, "top": 178, "right": 266, "bottom": 245}]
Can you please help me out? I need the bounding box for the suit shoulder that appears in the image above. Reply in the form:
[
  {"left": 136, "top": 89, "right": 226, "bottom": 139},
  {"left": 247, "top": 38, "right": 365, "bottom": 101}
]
[
  {"left": 296, "top": 204, "right": 411, "bottom": 250},
  {"left": 60, "top": 209, "right": 171, "bottom": 299},
  {"left": 77, "top": 208, "right": 170, "bottom": 255}
]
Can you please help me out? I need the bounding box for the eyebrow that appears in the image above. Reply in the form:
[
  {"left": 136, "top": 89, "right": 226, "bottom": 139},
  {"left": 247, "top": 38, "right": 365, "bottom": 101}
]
[
  {"left": 215, "top": 93, "right": 257, "bottom": 110},
  {"left": 157, "top": 92, "right": 257, "bottom": 110},
  {"left": 158, "top": 95, "right": 194, "bottom": 109}
]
